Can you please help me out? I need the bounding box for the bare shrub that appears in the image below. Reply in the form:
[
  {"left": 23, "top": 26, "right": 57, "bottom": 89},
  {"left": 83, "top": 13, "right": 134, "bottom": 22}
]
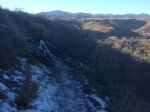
[{"left": 15, "top": 69, "right": 39, "bottom": 108}]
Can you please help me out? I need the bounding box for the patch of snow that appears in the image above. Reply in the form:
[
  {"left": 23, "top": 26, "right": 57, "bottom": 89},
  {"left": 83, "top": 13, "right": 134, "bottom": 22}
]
[
  {"left": 0, "top": 82, "right": 8, "bottom": 90},
  {"left": 6, "top": 92, "right": 17, "bottom": 101},
  {"left": 79, "top": 62, "right": 90, "bottom": 70},
  {"left": 4, "top": 71, "right": 7, "bottom": 73},
  {"left": 92, "top": 87, "right": 96, "bottom": 92},
  {"left": 105, "top": 96, "right": 110, "bottom": 101},
  {"left": 84, "top": 79, "right": 89, "bottom": 85},
  {"left": 31, "top": 83, "right": 59, "bottom": 111},
  {"left": 3, "top": 74, "right": 10, "bottom": 80},
  {"left": 11, "top": 75, "right": 24, "bottom": 83},
  {"left": 0, "top": 101, "right": 17, "bottom": 112},
  {"left": 17, "top": 57, "right": 27, "bottom": 69},
  {"left": 13, "top": 70, "right": 22, "bottom": 75},
  {"left": 87, "top": 94, "right": 107, "bottom": 112},
  {"left": 66, "top": 57, "right": 72, "bottom": 62},
  {"left": 17, "top": 57, "right": 27, "bottom": 62},
  {"left": 0, "top": 23, "right": 7, "bottom": 28},
  {"left": 30, "top": 66, "right": 43, "bottom": 74}
]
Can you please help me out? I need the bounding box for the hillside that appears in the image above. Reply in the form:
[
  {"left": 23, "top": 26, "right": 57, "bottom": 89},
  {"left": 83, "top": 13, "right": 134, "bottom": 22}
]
[
  {"left": 1, "top": 7, "right": 150, "bottom": 111},
  {"left": 0, "top": 8, "right": 107, "bottom": 111},
  {"left": 82, "top": 18, "right": 150, "bottom": 37},
  {"left": 52, "top": 18, "right": 150, "bottom": 38}
]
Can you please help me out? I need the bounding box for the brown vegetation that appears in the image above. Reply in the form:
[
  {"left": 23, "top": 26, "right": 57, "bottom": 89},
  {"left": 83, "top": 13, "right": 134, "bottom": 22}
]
[
  {"left": 0, "top": 7, "right": 52, "bottom": 70},
  {"left": 15, "top": 69, "right": 39, "bottom": 108},
  {"left": 105, "top": 36, "right": 150, "bottom": 62}
]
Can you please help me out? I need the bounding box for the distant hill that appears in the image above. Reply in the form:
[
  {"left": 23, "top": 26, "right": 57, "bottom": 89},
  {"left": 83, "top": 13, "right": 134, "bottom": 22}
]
[{"left": 37, "top": 10, "right": 150, "bottom": 19}]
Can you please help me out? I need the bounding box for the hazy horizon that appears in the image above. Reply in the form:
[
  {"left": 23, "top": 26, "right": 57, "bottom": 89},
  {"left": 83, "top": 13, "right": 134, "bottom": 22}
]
[
  {"left": 39, "top": 10, "right": 150, "bottom": 15},
  {"left": 0, "top": 0, "right": 150, "bottom": 14}
]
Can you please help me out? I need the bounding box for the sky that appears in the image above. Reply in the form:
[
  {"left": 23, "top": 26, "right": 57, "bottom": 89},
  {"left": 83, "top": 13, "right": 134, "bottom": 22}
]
[{"left": 0, "top": 0, "right": 150, "bottom": 14}]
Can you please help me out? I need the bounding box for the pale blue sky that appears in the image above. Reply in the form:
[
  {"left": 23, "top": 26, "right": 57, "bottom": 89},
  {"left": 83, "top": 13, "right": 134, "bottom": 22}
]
[{"left": 0, "top": 0, "right": 150, "bottom": 14}]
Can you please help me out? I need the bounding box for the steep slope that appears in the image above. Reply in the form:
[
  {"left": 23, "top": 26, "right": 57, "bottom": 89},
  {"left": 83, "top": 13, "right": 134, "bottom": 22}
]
[{"left": 0, "top": 8, "right": 108, "bottom": 112}]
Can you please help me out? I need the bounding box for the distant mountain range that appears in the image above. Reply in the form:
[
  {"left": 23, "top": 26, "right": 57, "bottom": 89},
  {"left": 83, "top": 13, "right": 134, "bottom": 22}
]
[{"left": 37, "top": 10, "right": 150, "bottom": 18}]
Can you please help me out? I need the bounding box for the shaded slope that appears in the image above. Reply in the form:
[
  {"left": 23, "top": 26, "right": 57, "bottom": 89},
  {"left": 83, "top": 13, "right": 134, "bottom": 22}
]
[
  {"left": 81, "top": 18, "right": 142, "bottom": 38},
  {"left": 111, "top": 19, "right": 147, "bottom": 29}
]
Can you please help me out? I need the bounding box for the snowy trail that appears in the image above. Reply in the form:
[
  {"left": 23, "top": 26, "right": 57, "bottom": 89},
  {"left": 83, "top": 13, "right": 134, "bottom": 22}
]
[
  {"left": 0, "top": 55, "right": 107, "bottom": 111},
  {"left": 36, "top": 58, "right": 86, "bottom": 112},
  {"left": 9, "top": 54, "right": 87, "bottom": 111}
]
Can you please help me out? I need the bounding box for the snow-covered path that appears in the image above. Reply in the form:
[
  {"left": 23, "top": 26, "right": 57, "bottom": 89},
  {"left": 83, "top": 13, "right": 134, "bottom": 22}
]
[
  {"left": 0, "top": 55, "right": 107, "bottom": 112},
  {"left": 29, "top": 59, "right": 87, "bottom": 112}
]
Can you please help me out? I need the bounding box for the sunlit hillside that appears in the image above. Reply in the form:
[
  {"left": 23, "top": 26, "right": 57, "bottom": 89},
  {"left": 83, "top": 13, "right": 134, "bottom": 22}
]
[{"left": 81, "top": 18, "right": 150, "bottom": 38}]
